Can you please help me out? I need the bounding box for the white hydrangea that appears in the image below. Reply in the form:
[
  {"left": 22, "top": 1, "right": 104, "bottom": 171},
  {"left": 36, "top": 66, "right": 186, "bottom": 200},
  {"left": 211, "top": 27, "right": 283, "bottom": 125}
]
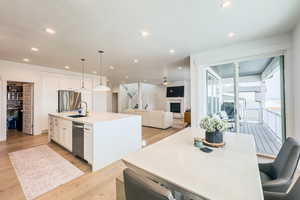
[{"left": 200, "top": 116, "right": 228, "bottom": 133}]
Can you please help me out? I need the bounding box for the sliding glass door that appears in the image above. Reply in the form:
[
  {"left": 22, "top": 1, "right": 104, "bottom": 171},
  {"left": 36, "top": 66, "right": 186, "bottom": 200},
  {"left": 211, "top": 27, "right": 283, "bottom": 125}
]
[
  {"left": 207, "top": 63, "right": 237, "bottom": 132},
  {"left": 206, "top": 56, "right": 286, "bottom": 156}
]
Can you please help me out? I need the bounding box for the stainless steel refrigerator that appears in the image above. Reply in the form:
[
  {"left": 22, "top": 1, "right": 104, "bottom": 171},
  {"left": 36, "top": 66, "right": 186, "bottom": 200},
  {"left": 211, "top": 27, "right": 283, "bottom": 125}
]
[{"left": 58, "top": 90, "right": 81, "bottom": 112}]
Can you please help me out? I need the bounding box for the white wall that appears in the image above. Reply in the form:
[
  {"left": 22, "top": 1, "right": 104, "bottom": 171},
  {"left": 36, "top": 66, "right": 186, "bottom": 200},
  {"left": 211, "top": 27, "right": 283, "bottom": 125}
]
[
  {"left": 0, "top": 60, "right": 108, "bottom": 141},
  {"left": 118, "top": 81, "right": 191, "bottom": 113},
  {"left": 118, "top": 83, "right": 139, "bottom": 112},
  {"left": 141, "top": 83, "right": 165, "bottom": 110},
  {"left": 190, "top": 33, "right": 295, "bottom": 138},
  {"left": 118, "top": 83, "right": 165, "bottom": 112},
  {"left": 293, "top": 21, "right": 300, "bottom": 140}
]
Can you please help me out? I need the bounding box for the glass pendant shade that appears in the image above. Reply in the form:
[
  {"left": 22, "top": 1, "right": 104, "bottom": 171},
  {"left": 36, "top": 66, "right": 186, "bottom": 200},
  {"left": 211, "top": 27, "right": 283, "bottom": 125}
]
[
  {"left": 76, "top": 58, "right": 91, "bottom": 93},
  {"left": 94, "top": 50, "right": 111, "bottom": 92},
  {"left": 76, "top": 86, "right": 91, "bottom": 93},
  {"left": 93, "top": 84, "right": 111, "bottom": 92}
]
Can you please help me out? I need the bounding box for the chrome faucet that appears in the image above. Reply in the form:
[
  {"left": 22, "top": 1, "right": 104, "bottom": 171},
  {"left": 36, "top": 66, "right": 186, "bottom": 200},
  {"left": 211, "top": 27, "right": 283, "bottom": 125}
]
[{"left": 79, "top": 101, "right": 88, "bottom": 116}]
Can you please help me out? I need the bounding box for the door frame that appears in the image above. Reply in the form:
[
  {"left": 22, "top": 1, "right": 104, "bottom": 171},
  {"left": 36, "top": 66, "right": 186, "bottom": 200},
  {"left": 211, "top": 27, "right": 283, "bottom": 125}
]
[
  {"left": 5, "top": 81, "right": 35, "bottom": 138},
  {"left": 22, "top": 82, "right": 34, "bottom": 135},
  {"left": 279, "top": 55, "right": 287, "bottom": 142},
  {"left": 204, "top": 53, "right": 287, "bottom": 140},
  {"left": 112, "top": 92, "right": 119, "bottom": 113},
  {"left": 0, "top": 77, "right": 4, "bottom": 141}
]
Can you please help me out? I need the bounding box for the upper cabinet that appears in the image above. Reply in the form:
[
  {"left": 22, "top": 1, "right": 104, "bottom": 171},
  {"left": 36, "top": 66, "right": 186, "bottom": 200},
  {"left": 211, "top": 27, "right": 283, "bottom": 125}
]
[
  {"left": 59, "top": 75, "right": 81, "bottom": 90},
  {"left": 41, "top": 72, "right": 109, "bottom": 130},
  {"left": 42, "top": 75, "right": 60, "bottom": 129}
]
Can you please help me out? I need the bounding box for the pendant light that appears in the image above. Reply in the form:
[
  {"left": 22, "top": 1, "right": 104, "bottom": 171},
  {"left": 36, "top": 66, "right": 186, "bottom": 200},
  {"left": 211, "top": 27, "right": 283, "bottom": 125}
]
[
  {"left": 94, "top": 50, "right": 111, "bottom": 92},
  {"left": 76, "top": 58, "right": 90, "bottom": 93}
]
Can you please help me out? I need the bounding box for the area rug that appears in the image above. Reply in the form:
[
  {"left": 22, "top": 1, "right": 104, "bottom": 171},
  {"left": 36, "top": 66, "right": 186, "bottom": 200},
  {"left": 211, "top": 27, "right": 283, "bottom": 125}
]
[{"left": 9, "top": 145, "right": 84, "bottom": 200}]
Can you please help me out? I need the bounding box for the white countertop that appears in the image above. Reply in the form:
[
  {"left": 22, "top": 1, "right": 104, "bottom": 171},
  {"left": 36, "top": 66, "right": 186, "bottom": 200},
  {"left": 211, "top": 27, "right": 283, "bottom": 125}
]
[
  {"left": 49, "top": 112, "right": 139, "bottom": 124},
  {"left": 123, "top": 128, "right": 263, "bottom": 200}
]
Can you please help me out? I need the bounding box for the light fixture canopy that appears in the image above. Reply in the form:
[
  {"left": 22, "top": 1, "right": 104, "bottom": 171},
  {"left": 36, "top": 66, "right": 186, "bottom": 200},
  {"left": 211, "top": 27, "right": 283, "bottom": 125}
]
[
  {"left": 94, "top": 50, "right": 111, "bottom": 92},
  {"left": 221, "top": 0, "right": 231, "bottom": 8},
  {"left": 31, "top": 47, "right": 39, "bottom": 52},
  {"left": 140, "top": 30, "right": 150, "bottom": 37},
  {"left": 109, "top": 65, "right": 115, "bottom": 70},
  {"left": 228, "top": 32, "right": 236, "bottom": 38},
  {"left": 45, "top": 28, "right": 56, "bottom": 34}
]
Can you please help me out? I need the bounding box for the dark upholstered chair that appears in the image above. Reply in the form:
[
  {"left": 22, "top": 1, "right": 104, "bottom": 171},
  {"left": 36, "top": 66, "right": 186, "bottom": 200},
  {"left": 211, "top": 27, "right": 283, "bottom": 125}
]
[
  {"left": 259, "top": 137, "right": 300, "bottom": 192},
  {"left": 264, "top": 177, "right": 300, "bottom": 200},
  {"left": 123, "top": 168, "right": 175, "bottom": 200}
]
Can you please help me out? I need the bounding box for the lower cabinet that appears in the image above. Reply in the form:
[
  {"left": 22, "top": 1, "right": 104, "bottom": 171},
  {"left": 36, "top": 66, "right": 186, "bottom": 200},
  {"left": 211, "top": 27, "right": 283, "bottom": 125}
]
[
  {"left": 62, "top": 120, "right": 72, "bottom": 151},
  {"left": 49, "top": 116, "right": 72, "bottom": 151},
  {"left": 49, "top": 116, "right": 93, "bottom": 164}
]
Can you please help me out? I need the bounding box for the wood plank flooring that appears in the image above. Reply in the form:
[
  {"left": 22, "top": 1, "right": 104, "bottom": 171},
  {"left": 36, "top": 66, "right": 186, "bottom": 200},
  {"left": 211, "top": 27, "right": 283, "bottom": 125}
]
[
  {"left": 0, "top": 123, "right": 185, "bottom": 200},
  {"left": 3, "top": 123, "right": 298, "bottom": 200},
  {"left": 240, "top": 122, "right": 282, "bottom": 156}
]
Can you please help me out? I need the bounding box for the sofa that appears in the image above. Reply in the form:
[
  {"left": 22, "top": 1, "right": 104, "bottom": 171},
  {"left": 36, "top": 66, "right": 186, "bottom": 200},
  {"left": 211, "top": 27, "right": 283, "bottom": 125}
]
[{"left": 124, "top": 109, "right": 173, "bottom": 129}]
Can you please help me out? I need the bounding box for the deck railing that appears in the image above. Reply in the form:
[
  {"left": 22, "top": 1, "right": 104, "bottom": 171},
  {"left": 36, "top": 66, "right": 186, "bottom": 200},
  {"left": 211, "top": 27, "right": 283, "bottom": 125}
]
[{"left": 263, "top": 109, "right": 282, "bottom": 140}]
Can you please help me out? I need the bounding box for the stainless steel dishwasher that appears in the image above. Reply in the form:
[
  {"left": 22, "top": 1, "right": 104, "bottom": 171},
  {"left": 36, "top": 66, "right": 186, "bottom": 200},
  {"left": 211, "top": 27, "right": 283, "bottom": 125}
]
[{"left": 72, "top": 122, "right": 84, "bottom": 159}]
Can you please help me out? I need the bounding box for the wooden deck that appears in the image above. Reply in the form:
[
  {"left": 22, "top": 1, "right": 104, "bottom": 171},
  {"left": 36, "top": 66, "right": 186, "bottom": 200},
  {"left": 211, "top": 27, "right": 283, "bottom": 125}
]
[{"left": 240, "top": 122, "right": 282, "bottom": 156}]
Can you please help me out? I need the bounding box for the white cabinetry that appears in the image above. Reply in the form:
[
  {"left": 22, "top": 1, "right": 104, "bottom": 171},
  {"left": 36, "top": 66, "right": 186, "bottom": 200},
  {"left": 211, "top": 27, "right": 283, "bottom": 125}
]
[
  {"left": 49, "top": 116, "right": 72, "bottom": 151},
  {"left": 84, "top": 124, "right": 93, "bottom": 164},
  {"left": 60, "top": 119, "right": 72, "bottom": 151},
  {"left": 50, "top": 116, "right": 59, "bottom": 142},
  {"left": 49, "top": 115, "right": 94, "bottom": 165}
]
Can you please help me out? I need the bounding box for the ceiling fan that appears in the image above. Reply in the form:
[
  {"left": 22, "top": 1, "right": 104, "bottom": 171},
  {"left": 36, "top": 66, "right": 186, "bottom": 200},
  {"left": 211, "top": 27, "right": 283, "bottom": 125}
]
[{"left": 162, "top": 77, "right": 169, "bottom": 86}]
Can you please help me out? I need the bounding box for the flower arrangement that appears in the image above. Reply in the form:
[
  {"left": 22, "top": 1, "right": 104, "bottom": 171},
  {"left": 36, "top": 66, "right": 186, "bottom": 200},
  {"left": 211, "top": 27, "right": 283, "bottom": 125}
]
[{"left": 200, "top": 116, "right": 228, "bottom": 133}]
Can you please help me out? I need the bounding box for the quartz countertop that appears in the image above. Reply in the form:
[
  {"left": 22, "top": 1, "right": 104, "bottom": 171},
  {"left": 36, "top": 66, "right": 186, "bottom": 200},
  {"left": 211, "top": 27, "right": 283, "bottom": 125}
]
[
  {"left": 123, "top": 128, "right": 263, "bottom": 200},
  {"left": 49, "top": 112, "right": 139, "bottom": 124}
]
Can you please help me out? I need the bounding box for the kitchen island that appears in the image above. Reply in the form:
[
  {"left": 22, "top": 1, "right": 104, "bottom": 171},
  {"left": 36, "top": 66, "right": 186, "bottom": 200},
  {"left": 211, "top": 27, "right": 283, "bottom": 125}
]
[{"left": 48, "top": 112, "right": 142, "bottom": 171}]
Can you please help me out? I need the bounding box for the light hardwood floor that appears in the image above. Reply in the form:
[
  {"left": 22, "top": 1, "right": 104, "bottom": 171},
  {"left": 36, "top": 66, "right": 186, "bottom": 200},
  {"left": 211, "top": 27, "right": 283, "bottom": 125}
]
[{"left": 0, "top": 122, "right": 185, "bottom": 200}]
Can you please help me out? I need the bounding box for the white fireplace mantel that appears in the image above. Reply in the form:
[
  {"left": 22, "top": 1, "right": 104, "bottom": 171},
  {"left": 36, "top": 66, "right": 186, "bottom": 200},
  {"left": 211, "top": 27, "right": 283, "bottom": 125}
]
[{"left": 166, "top": 98, "right": 185, "bottom": 118}]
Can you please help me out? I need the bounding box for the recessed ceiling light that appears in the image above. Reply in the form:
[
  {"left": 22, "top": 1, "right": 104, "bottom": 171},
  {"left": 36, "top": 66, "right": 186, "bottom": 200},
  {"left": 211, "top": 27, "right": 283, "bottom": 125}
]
[
  {"left": 178, "top": 66, "right": 183, "bottom": 70},
  {"left": 92, "top": 71, "right": 97, "bottom": 74},
  {"left": 228, "top": 32, "right": 236, "bottom": 38},
  {"left": 109, "top": 65, "right": 115, "bottom": 70},
  {"left": 221, "top": 0, "right": 231, "bottom": 8},
  {"left": 140, "top": 30, "right": 150, "bottom": 37},
  {"left": 133, "top": 59, "right": 139, "bottom": 63},
  {"left": 45, "top": 28, "right": 56, "bottom": 34},
  {"left": 169, "top": 49, "right": 175, "bottom": 54},
  {"left": 23, "top": 58, "right": 30, "bottom": 62},
  {"left": 31, "top": 47, "right": 39, "bottom": 52},
  {"left": 65, "top": 66, "right": 70, "bottom": 69}
]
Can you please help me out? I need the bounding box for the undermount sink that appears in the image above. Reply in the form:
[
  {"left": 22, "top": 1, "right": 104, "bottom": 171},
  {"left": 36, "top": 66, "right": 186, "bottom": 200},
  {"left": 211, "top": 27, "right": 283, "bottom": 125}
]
[{"left": 68, "top": 114, "right": 86, "bottom": 118}]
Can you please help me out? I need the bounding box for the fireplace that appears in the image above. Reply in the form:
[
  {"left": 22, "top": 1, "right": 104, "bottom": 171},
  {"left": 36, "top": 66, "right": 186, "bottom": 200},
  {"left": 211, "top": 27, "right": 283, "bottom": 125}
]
[{"left": 170, "top": 103, "right": 181, "bottom": 113}]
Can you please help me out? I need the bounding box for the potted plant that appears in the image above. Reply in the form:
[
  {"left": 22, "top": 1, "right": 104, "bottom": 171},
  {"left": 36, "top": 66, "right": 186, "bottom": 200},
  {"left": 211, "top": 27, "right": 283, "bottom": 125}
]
[{"left": 200, "top": 116, "right": 228, "bottom": 144}]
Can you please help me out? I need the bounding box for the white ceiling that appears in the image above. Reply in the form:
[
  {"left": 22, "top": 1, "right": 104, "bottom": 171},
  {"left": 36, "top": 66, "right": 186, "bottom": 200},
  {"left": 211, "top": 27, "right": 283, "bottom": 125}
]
[
  {"left": 211, "top": 57, "right": 273, "bottom": 78},
  {"left": 0, "top": 0, "right": 299, "bottom": 86}
]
